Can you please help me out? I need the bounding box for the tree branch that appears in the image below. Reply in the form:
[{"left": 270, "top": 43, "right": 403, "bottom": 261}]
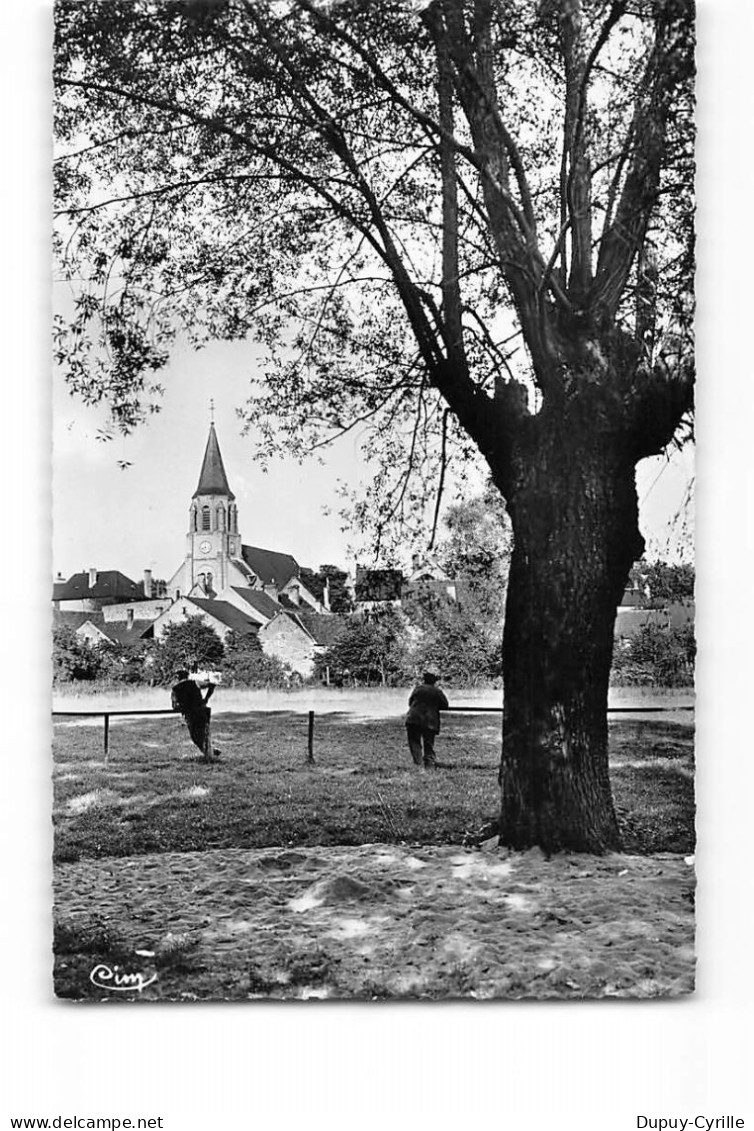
[{"left": 591, "top": 1, "right": 694, "bottom": 321}]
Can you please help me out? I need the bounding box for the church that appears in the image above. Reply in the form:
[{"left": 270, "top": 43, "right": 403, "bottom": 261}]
[
  {"left": 165, "top": 422, "right": 321, "bottom": 610},
  {"left": 54, "top": 423, "right": 340, "bottom": 676}
]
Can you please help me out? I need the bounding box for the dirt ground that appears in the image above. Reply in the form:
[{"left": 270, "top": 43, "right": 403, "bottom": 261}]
[{"left": 54, "top": 841, "right": 695, "bottom": 1002}]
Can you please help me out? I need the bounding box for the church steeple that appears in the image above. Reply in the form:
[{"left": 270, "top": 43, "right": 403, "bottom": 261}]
[
  {"left": 184, "top": 422, "right": 241, "bottom": 595},
  {"left": 193, "top": 423, "right": 235, "bottom": 500}
]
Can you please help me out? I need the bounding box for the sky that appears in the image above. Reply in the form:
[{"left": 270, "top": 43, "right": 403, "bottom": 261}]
[
  {"left": 52, "top": 329, "right": 695, "bottom": 583},
  {"left": 52, "top": 333, "right": 378, "bottom": 582}
]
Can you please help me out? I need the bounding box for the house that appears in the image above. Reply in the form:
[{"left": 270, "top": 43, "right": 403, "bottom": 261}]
[
  {"left": 614, "top": 602, "right": 695, "bottom": 639},
  {"left": 53, "top": 608, "right": 154, "bottom": 647},
  {"left": 102, "top": 597, "right": 172, "bottom": 624},
  {"left": 53, "top": 568, "right": 145, "bottom": 612},
  {"left": 151, "top": 596, "right": 260, "bottom": 643},
  {"left": 402, "top": 553, "right": 458, "bottom": 604},
  {"left": 353, "top": 566, "right": 404, "bottom": 609},
  {"left": 258, "top": 609, "right": 345, "bottom": 677}
]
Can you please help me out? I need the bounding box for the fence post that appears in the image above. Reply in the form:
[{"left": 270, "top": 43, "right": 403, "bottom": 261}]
[
  {"left": 307, "top": 710, "right": 315, "bottom": 764},
  {"left": 104, "top": 714, "right": 110, "bottom": 762},
  {"left": 205, "top": 707, "right": 212, "bottom": 758}
]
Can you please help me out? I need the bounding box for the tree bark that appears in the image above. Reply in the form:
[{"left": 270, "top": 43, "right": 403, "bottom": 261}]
[{"left": 495, "top": 375, "right": 645, "bottom": 854}]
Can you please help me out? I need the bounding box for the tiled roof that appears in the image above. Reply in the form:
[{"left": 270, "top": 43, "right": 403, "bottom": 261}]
[
  {"left": 241, "top": 545, "right": 299, "bottom": 588},
  {"left": 229, "top": 587, "right": 282, "bottom": 621},
  {"left": 192, "top": 424, "right": 235, "bottom": 499},
  {"left": 53, "top": 609, "right": 104, "bottom": 631},
  {"left": 188, "top": 598, "right": 259, "bottom": 636},
  {"left": 98, "top": 620, "right": 154, "bottom": 645},
  {"left": 354, "top": 567, "right": 404, "bottom": 602},
  {"left": 53, "top": 570, "right": 142, "bottom": 602},
  {"left": 296, "top": 612, "right": 345, "bottom": 647}
]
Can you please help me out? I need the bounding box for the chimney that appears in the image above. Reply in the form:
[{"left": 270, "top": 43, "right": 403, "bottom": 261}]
[
  {"left": 288, "top": 583, "right": 300, "bottom": 606},
  {"left": 88, "top": 567, "right": 97, "bottom": 590},
  {"left": 412, "top": 552, "right": 421, "bottom": 571},
  {"left": 322, "top": 577, "right": 331, "bottom": 612},
  {"left": 263, "top": 579, "right": 279, "bottom": 602},
  {"left": 143, "top": 569, "right": 153, "bottom": 599},
  {"left": 127, "top": 608, "right": 135, "bottom": 630}
]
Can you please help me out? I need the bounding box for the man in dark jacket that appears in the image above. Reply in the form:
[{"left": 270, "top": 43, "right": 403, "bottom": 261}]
[
  {"left": 171, "top": 669, "right": 220, "bottom": 760},
  {"left": 405, "top": 672, "right": 449, "bottom": 768}
]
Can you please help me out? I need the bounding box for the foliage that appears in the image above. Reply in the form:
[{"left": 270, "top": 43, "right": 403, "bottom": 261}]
[
  {"left": 434, "top": 483, "right": 512, "bottom": 622},
  {"left": 390, "top": 486, "right": 508, "bottom": 682},
  {"left": 634, "top": 560, "right": 695, "bottom": 607},
  {"left": 52, "top": 626, "right": 106, "bottom": 683},
  {"left": 152, "top": 615, "right": 225, "bottom": 684},
  {"left": 92, "top": 641, "right": 153, "bottom": 685},
  {"left": 405, "top": 594, "right": 502, "bottom": 686},
  {"left": 611, "top": 622, "right": 695, "bottom": 687},
  {"left": 220, "top": 630, "right": 294, "bottom": 688},
  {"left": 315, "top": 607, "right": 409, "bottom": 686},
  {"left": 299, "top": 565, "right": 354, "bottom": 613}
]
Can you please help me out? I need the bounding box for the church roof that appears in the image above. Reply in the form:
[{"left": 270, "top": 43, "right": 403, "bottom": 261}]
[
  {"left": 241, "top": 545, "right": 299, "bottom": 587},
  {"left": 229, "top": 587, "right": 282, "bottom": 621},
  {"left": 188, "top": 598, "right": 259, "bottom": 636},
  {"left": 192, "top": 424, "right": 235, "bottom": 500}
]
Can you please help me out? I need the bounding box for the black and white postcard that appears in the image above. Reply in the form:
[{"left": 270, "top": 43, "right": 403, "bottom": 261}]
[{"left": 50, "top": 0, "right": 697, "bottom": 1005}]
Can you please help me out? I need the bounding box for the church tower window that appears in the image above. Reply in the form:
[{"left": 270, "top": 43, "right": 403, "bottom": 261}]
[
  {"left": 217, "top": 505, "right": 225, "bottom": 530},
  {"left": 201, "top": 506, "right": 211, "bottom": 531}
]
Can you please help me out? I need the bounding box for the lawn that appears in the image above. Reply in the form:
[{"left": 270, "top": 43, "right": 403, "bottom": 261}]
[{"left": 52, "top": 709, "right": 694, "bottom": 861}]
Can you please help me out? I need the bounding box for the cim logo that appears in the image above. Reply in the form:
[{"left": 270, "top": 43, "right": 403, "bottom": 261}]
[{"left": 89, "top": 963, "right": 157, "bottom": 993}]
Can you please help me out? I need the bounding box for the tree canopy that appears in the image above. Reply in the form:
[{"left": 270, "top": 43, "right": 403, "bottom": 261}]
[
  {"left": 154, "top": 615, "right": 225, "bottom": 681},
  {"left": 54, "top": 0, "right": 694, "bottom": 551}
]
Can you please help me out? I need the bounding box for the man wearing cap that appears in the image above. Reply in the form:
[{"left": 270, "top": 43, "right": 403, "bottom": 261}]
[
  {"left": 405, "top": 672, "right": 449, "bottom": 769},
  {"left": 171, "top": 669, "right": 220, "bottom": 760}
]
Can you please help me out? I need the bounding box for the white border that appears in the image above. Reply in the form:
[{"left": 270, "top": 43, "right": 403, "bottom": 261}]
[{"left": 2, "top": 2, "right": 752, "bottom": 1128}]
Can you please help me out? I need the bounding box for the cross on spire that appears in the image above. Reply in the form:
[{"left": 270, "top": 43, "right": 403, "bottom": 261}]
[{"left": 210, "top": 398, "right": 215, "bottom": 425}]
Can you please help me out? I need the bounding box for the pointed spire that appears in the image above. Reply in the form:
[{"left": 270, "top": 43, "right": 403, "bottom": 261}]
[{"left": 192, "top": 423, "right": 235, "bottom": 499}]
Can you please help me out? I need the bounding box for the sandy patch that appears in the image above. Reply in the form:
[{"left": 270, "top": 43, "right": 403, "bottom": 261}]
[{"left": 54, "top": 843, "right": 695, "bottom": 1001}]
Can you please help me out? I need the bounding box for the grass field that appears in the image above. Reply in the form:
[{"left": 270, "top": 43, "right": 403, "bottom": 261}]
[{"left": 53, "top": 708, "right": 694, "bottom": 861}]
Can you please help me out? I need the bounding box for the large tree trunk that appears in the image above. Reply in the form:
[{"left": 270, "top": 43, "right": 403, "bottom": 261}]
[{"left": 496, "top": 386, "right": 645, "bottom": 854}]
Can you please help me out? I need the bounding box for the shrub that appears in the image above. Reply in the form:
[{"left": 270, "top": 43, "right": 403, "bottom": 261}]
[
  {"left": 315, "top": 607, "right": 409, "bottom": 686},
  {"left": 611, "top": 622, "right": 695, "bottom": 688},
  {"left": 151, "top": 616, "right": 225, "bottom": 684},
  {"left": 220, "top": 631, "right": 294, "bottom": 688},
  {"left": 52, "top": 626, "right": 106, "bottom": 683}
]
